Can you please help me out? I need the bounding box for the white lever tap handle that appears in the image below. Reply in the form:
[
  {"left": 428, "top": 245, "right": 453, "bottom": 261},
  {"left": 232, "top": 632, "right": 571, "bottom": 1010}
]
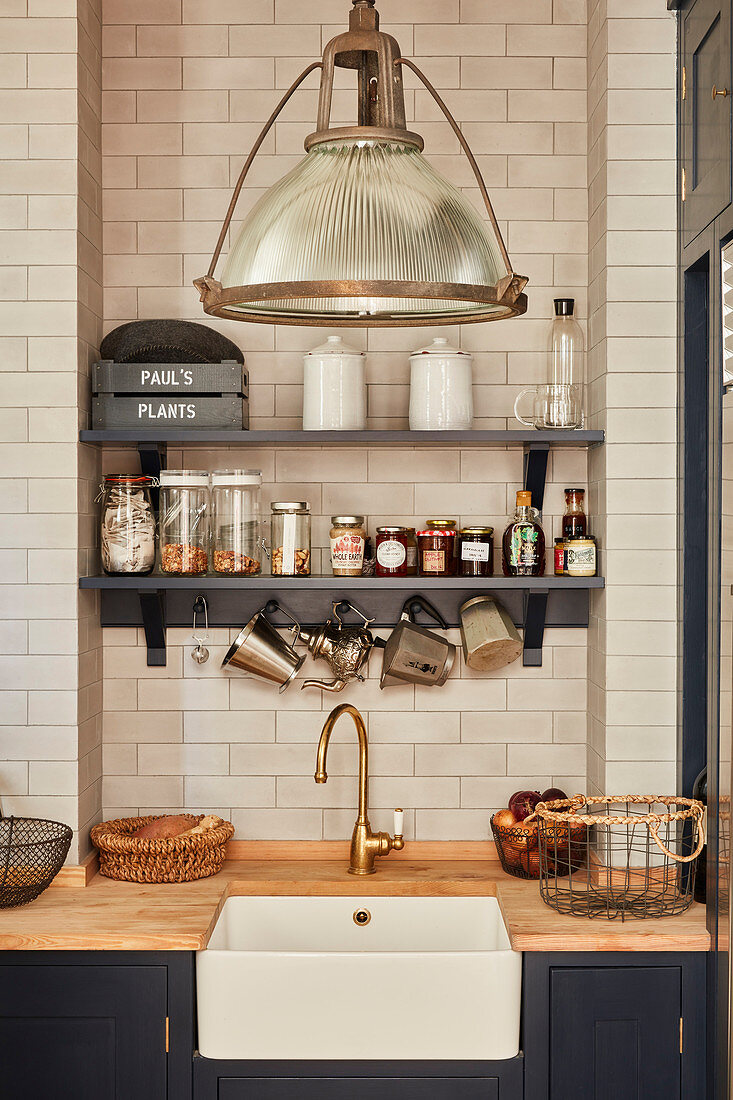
[{"left": 394, "top": 808, "right": 404, "bottom": 837}]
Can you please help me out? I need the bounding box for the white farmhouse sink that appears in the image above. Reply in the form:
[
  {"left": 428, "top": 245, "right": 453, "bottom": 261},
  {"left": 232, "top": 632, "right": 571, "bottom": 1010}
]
[{"left": 196, "top": 895, "right": 521, "bottom": 1060}]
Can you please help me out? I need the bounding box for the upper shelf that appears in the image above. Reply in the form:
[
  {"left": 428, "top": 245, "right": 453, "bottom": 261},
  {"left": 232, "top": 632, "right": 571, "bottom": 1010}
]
[{"left": 79, "top": 428, "right": 604, "bottom": 446}]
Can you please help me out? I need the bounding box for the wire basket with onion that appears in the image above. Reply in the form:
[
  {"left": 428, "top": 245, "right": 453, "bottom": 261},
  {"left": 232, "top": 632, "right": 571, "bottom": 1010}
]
[{"left": 491, "top": 787, "right": 575, "bottom": 880}]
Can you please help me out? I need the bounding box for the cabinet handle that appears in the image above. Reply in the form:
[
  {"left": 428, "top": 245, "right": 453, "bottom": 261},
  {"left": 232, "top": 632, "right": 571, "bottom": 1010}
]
[{"left": 713, "top": 84, "right": 730, "bottom": 100}]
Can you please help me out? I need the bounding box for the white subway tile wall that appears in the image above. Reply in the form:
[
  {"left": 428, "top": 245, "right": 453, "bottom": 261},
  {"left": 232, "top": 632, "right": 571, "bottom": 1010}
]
[
  {"left": 0, "top": 0, "right": 678, "bottom": 846},
  {"left": 0, "top": 0, "right": 104, "bottom": 860},
  {"left": 586, "top": 0, "right": 677, "bottom": 797}
]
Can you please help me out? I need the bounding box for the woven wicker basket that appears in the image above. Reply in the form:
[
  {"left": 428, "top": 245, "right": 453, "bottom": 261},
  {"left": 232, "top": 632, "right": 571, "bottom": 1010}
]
[{"left": 91, "top": 814, "right": 235, "bottom": 884}]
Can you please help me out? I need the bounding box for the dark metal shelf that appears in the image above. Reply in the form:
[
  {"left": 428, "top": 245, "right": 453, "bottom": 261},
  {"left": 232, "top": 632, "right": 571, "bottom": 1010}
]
[
  {"left": 80, "top": 428, "right": 604, "bottom": 445},
  {"left": 82, "top": 574, "right": 604, "bottom": 670},
  {"left": 80, "top": 575, "right": 603, "bottom": 591}
]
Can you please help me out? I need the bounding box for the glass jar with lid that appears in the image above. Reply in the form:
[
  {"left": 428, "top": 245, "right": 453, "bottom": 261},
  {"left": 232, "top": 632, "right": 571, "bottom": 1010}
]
[
  {"left": 100, "top": 475, "right": 156, "bottom": 576},
  {"left": 418, "top": 519, "right": 458, "bottom": 577},
  {"left": 458, "top": 526, "right": 494, "bottom": 577},
  {"left": 376, "top": 526, "right": 409, "bottom": 577},
  {"left": 211, "top": 469, "right": 262, "bottom": 575},
  {"left": 158, "top": 470, "right": 210, "bottom": 575},
  {"left": 330, "top": 515, "right": 365, "bottom": 576},
  {"left": 271, "top": 502, "right": 311, "bottom": 575}
]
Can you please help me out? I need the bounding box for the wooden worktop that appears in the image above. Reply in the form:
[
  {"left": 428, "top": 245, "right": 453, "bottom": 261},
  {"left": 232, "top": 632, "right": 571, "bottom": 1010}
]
[{"left": 0, "top": 842, "right": 710, "bottom": 952}]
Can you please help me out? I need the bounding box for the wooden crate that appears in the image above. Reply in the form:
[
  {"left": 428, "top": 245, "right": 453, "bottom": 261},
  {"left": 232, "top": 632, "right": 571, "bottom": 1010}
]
[{"left": 92, "top": 359, "right": 249, "bottom": 430}]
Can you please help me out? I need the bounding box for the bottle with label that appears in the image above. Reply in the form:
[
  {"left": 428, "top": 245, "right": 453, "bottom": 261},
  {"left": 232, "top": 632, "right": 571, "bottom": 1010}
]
[
  {"left": 502, "top": 490, "right": 545, "bottom": 577},
  {"left": 562, "top": 487, "right": 587, "bottom": 538}
]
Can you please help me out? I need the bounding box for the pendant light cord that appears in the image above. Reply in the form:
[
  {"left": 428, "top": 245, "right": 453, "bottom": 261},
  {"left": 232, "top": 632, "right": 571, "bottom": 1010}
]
[
  {"left": 205, "top": 61, "right": 323, "bottom": 280},
  {"left": 394, "top": 57, "right": 514, "bottom": 277}
]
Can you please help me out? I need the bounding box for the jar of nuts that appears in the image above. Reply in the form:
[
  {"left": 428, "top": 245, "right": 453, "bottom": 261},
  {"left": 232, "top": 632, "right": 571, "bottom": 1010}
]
[
  {"left": 270, "top": 501, "right": 311, "bottom": 576},
  {"left": 211, "top": 470, "right": 262, "bottom": 576},
  {"left": 158, "top": 470, "right": 210, "bottom": 575}
]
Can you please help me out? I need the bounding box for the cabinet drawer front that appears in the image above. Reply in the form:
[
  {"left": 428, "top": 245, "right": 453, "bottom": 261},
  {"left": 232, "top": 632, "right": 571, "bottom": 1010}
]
[{"left": 218, "top": 1079, "right": 500, "bottom": 1100}]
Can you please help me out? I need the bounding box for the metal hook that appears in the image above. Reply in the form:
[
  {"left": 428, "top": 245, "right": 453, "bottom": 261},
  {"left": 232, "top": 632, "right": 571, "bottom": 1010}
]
[{"left": 191, "top": 595, "right": 210, "bottom": 664}]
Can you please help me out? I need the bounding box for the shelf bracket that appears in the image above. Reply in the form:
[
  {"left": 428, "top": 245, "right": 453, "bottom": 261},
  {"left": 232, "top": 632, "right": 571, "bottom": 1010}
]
[
  {"left": 523, "top": 443, "right": 550, "bottom": 512},
  {"left": 137, "top": 442, "right": 166, "bottom": 508},
  {"left": 522, "top": 587, "right": 549, "bottom": 667},
  {"left": 139, "top": 590, "right": 166, "bottom": 667}
]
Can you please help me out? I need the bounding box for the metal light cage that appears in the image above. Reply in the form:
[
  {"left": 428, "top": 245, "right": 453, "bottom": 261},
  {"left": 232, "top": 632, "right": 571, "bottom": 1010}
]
[{"left": 195, "top": 0, "right": 528, "bottom": 327}]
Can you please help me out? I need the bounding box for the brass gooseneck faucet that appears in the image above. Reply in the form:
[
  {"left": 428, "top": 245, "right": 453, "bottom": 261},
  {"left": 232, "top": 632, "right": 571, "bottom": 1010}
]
[{"left": 315, "top": 703, "right": 404, "bottom": 875}]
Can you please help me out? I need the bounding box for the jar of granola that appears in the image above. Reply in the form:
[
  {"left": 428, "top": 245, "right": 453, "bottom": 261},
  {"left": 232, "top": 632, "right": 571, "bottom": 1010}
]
[
  {"left": 271, "top": 502, "right": 311, "bottom": 576},
  {"left": 159, "top": 470, "right": 210, "bottom": 575},
  {"left": 211, "top": 470, "right": 262, "bottom": 575}
]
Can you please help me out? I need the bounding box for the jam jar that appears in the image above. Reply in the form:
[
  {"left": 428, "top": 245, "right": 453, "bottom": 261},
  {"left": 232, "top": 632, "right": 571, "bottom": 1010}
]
[
  {"left": 405, "top": 527, "right": 418, "bottom": 576},
  {"left": 418, "top": 520, "right": 458, "bottom": 577},
  {"left": 375, "top": 526, "right": 409, "bottom": 576},
  {"left": 458, "top": 526, "right": 494, "bottom": 577}
]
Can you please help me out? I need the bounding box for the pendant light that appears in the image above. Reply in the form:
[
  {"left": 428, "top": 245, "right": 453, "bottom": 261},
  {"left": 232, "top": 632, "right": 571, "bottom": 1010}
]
[{"left": 195, "top": 0, "right": 528, "bottom": 327}]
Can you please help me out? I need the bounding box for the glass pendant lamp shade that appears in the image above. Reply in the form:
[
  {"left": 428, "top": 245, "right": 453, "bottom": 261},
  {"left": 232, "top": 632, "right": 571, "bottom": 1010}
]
[
  {"left": 220, "top": 138, "right": 508, "bottom": 323},
  {"left": 196, "top": 1, "right": 528, "bottom": 327}
]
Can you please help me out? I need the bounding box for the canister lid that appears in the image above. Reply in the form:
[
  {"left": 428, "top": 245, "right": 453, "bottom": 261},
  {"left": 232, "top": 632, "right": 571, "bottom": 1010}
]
[
  {"left": 331, "top": 515, "right": 365, "bottom": 526},
  {"left": 305, "top": 334, "right": 364, "bottom": 358},
  {"left": 410, "top": 336, "right": 471, "bottom": 359},
  {"left": 211, "top": 469, "right": 262, "bottom": 487},
  {"left": 159, "top": 469, "right": 209, "bottom": 487},
  {"left": 271, "top": 501, "right": 309, "bottom": 513},
  {"left": 104, "top": 475, "right": 152, "bottom": 484}
]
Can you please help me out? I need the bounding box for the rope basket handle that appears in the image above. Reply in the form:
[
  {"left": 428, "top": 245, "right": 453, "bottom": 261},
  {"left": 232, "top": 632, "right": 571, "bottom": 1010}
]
[
  {"left": 648, "top": 806, "right": 706, "bottom": 863},
  {"left": 535, "top": 794, "right": 706, "bottom": 864}
]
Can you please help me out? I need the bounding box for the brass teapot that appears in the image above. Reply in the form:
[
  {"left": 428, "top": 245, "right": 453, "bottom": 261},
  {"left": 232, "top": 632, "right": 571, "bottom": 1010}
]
[{"left": 298, "top": 601, "right": 382, "bottom": 692}]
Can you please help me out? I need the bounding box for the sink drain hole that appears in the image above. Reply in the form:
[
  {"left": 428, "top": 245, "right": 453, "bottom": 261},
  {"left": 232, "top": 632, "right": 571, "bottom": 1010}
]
[{"left": 353, "top": 908, "right": 371, "bottom": 926}]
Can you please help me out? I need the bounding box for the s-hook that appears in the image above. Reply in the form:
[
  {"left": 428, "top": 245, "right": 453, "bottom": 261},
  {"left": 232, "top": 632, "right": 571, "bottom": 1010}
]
[{"left": 191, "top": 595, "right": 210, "bottom": 665}]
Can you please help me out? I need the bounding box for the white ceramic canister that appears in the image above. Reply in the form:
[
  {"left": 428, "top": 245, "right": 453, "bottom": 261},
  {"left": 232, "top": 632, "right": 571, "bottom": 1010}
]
[
  {"left": 409, "top": 337, "right": 473, "bottom": 431},
  {"left": 302, "top": 335, "right": 367, "bottom": 431}
]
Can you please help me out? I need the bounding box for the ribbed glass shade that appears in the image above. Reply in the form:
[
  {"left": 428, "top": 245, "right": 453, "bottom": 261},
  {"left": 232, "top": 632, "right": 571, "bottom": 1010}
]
[{"left": 220, "top": 138, "right": 510, "bottom": 322}]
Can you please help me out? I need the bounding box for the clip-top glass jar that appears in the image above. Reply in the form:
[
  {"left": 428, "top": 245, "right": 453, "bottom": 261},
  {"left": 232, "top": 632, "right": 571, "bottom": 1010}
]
[
  {"left": 100, "top": 475, "right": 156, "bottom": 576},
  {"left": 159, "top": 470, "right": 210, "bottom": 575},
  {"left": 211, "top": 470, "right": 262, "bottom": 575},
  {"left": 271, "top": 502, "right": 311, "bottom": 575}
]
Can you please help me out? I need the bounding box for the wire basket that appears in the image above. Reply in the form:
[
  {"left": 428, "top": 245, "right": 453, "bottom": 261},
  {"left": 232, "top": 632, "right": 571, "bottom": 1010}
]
[
  {"left": 491, "top": 814, "right": 578, "bottom": 880},
  {"left": 536, "top": 795, "right": 705, "bottom": 921},
  {"left": 0, "top": 816, "right": 72, "bottom": 908}
]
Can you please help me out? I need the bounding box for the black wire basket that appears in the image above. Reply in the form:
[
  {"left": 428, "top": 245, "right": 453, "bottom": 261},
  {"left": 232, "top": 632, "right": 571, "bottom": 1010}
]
[
  {"left": 537, "top": 795, "right": 705, "bottom": 921},
  {"left": 491, "top": 814, "right": 576, "bottom": 880},
  {"left": 0, "top": 816, "right": 72, "bottom": 908}
]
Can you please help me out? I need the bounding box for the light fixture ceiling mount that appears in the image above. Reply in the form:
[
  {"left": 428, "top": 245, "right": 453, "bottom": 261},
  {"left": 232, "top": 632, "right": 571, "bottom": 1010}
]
[{"left": 195, "top": 0, "right": 528, "bottom": 327}]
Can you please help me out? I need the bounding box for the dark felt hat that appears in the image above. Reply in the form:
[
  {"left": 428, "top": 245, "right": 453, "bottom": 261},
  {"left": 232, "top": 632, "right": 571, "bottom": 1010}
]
[{"left": 99, "top": 320, "right": 244, "bottom": 364}]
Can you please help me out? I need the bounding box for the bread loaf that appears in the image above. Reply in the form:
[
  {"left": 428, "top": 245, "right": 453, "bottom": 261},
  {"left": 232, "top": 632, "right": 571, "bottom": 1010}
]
[{"left": 132, "top": 814, "right": 199, "bottom": 839}]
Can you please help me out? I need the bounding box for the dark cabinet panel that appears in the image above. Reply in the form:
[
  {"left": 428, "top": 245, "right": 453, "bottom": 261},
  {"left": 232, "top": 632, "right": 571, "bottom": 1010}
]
[
  {"left": 0, "top": 963, "right": 168, "bottom": 1100},
  {"left": 523, "top": 953, "right": 706, "bottom": 1100},
  {"left": 218, "top": 1079, "right": 499, "bottom": 1100},
  {"left": 549, "top": 966, "right": 681, "bottom": 1098},
  {"left": 682, "top": 0, "right": 732, "bottom": 243},
  {"left": 195, "top": 1059, "right": 523, "bottom": 1100}
]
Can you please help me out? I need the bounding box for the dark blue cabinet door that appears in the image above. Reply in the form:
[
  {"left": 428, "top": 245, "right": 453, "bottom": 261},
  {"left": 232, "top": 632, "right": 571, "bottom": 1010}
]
[
  {"left": 549, "top": 966, "right": 681, "bottom": 1099},
  {"left": 0, "top": 964, "right": 168, "bottom": 1100},
  {"left": 682, "top": 0, "right": 733, "bottom": 244}
]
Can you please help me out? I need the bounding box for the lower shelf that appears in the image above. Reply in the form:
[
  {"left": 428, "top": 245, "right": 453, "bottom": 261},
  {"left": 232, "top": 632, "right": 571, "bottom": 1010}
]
[{"left": 80, "top": 574, "right": 603, "bottom": 669}]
